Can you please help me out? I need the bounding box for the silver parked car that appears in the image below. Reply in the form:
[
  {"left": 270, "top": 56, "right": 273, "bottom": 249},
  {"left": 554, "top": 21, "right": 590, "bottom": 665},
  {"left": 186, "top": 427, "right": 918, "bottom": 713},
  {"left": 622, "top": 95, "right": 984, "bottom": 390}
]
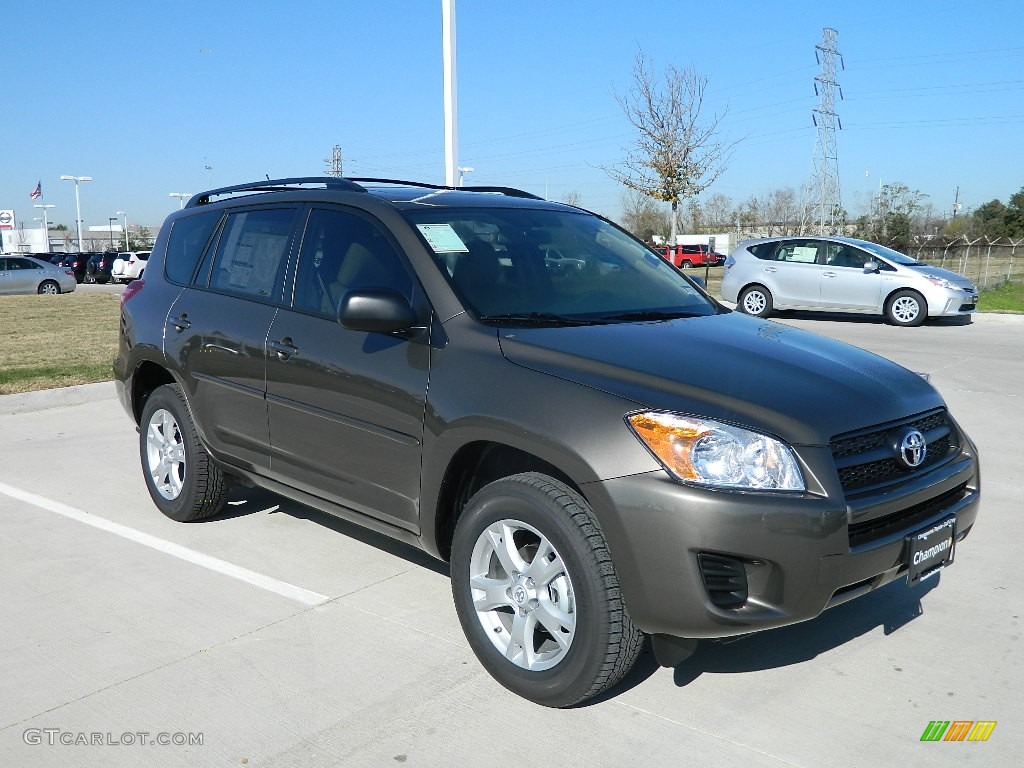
[
  {"left": 720, "top": 236, "right": 978, "bottom": 326},
  {"left": 0, "top": 255, "right": 77, "bottom": 295}
]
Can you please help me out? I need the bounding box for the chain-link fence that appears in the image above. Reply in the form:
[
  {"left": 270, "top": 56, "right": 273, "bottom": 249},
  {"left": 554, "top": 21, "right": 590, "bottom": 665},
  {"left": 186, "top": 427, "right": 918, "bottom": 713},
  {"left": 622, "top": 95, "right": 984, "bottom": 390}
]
[{"left": 916, "top": 239, "right": 1024, "bottom": 291}]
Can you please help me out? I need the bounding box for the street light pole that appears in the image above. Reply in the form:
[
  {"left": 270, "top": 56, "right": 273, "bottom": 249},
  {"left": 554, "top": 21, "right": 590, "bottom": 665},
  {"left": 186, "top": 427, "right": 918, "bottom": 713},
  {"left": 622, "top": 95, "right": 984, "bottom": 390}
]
[
  {"left": 60, "top": 175, "right": 93, "bottom": 253},
  {"left": 442, "top": 0, "right": 458, "bottom": 186},
  {"left": 169, "top": 193, "right": 191, "bottom": 209},
  {"left": 34, "top": 203, "right": 56, "bottom": 253},
  {"left": 108, "top": 217, "right": 118, "bottom": 250},
  {"left": 457, "top": 166, "right": 474, "bottom": 187},
  {"left": 117, "top": 210, "right": 128, "bottom": 251}
]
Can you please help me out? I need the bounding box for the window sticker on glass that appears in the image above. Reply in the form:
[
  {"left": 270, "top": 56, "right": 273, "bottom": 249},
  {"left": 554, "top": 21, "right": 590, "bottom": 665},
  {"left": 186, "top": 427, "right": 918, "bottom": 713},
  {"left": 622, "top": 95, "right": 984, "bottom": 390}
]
[{"left": 417, "top": 224, "right": 469, "bottom": 253}]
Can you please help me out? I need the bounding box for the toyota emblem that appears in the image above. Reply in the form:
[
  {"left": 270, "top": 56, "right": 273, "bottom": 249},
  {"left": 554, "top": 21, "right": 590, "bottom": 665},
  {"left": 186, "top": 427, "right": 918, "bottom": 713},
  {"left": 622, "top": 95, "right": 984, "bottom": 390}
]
[{"left": 898, "top": 429, "right": 927, "bottom": 468}]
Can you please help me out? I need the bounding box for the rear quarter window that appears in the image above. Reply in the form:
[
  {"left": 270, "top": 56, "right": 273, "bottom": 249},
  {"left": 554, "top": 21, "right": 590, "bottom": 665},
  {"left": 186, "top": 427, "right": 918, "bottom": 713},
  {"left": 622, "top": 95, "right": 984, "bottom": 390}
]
[{"left": 164, "top": 211, "right": 222, "bottom": 285}]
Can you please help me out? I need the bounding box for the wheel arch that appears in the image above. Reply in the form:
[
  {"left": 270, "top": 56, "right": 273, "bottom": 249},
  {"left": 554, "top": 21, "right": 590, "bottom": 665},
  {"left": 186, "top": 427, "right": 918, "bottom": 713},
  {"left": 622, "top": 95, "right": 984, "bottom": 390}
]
[
  {"left": 129, "top": 360, "right": 176, "bottom": 424},
  {"left": 431, "top": 440, "right": 583, "bottom": 562}
]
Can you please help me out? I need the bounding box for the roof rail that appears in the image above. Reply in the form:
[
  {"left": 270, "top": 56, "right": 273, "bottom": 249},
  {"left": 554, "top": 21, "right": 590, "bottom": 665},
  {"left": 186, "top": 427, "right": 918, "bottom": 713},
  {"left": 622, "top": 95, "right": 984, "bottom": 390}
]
[
  {"left": 346, "top": 177, "right": 544, "bottom": 201},
  {"left": 188, "top": 177, "right": 366, "bottom": 207}
]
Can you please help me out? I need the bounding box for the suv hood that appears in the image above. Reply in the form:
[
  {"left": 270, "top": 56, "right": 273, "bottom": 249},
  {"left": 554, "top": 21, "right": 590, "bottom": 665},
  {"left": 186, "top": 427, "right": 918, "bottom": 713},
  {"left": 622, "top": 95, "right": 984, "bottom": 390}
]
[{"left": 497, "top": 312, "right": 943, "bottom": 445}]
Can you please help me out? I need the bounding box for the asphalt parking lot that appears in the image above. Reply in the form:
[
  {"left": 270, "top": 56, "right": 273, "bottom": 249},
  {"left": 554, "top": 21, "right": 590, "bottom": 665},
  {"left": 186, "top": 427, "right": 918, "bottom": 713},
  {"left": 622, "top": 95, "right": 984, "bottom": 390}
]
[{"left": 0, "top": 311, "right": 1020, "bottom": 767}]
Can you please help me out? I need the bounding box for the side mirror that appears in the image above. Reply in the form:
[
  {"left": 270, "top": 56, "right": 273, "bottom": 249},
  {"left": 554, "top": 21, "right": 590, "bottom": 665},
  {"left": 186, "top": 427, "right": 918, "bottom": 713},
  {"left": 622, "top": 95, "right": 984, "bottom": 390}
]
[
  {"left": 864, "top": 261, "right": 880, "bottom": 273},
  {"left": 339, "top": 289, "right": 419, "bottom": 334}
]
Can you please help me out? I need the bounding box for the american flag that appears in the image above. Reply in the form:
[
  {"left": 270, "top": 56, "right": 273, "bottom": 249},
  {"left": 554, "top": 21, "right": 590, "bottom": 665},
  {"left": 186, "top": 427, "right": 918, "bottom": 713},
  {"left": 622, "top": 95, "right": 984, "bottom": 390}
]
[{"left": 30, "top": 181, "right": 42, "bottom": 200}]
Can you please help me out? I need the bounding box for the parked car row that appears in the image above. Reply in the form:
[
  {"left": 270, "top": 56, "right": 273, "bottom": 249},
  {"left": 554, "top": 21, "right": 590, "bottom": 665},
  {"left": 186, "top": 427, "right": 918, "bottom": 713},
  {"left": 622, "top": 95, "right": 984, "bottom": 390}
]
[{"left": 5, "top": 251, "right": 151, "bottom": 285}]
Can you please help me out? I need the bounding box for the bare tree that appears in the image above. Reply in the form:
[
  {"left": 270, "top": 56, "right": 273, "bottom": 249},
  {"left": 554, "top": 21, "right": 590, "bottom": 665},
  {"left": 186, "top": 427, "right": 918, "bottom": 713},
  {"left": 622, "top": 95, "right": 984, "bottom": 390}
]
[
  {"left": 618, "top": 190, "right": 666, "bottom": 243},
  {"left": 608, "top": 52, "right": 736, "bottom": 243},
  {"left": 561, "top": 190, "right": 583, "bottom": 207},
  {"left": 703, "top": 193, "right": 735, "bottom": 230}
]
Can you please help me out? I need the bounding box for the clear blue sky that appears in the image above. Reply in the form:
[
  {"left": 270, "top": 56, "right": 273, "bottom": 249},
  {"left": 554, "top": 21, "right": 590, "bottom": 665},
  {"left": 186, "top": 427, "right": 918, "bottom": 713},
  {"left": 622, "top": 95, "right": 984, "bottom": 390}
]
[{"left": 3, "top": 0, "right": 1022, "bottom": 231}]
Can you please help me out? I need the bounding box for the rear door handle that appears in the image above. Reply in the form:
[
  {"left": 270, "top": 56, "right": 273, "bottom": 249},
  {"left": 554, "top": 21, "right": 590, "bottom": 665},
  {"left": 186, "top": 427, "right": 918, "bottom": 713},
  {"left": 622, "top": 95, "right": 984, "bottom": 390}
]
[{"left": 270, "top": 339, "right": 299, "bottom": 360}]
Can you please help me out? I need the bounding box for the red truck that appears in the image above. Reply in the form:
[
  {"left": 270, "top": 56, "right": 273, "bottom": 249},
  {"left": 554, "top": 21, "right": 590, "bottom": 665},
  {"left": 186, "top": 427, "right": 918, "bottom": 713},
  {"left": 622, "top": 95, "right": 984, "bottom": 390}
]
[{"left": 659, "top": 244, "right": 725, "bottom": 268}]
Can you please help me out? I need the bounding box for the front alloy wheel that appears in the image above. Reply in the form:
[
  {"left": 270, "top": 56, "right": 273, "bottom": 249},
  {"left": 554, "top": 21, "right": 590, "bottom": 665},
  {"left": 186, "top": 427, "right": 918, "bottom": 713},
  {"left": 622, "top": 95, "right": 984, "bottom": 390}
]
[
  {"left": 468, "top": 519, "right": 577, "bottom": 671},
  {"left": 451, "top": 472, "right": 643, "bottom": 707},
  {"left": 886, "top": 289, "right": 926, "bottom": 326}
]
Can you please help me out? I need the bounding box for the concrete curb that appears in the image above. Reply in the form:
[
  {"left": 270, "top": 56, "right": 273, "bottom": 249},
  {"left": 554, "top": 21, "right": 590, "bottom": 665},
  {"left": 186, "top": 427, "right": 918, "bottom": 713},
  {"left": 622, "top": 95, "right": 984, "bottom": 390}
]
[{"left": 0, "top": 381, "right": 117, "bottom": 416}]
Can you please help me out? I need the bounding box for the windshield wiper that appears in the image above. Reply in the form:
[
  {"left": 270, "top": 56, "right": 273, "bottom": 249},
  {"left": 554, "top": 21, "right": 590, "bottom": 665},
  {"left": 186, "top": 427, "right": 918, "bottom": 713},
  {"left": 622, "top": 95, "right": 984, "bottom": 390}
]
[
  {"left": 477, "top": 312, "right": 597, "bottom": 327},
  {"left": 595, "top": 310, "right": 704, "bottom": 322}
]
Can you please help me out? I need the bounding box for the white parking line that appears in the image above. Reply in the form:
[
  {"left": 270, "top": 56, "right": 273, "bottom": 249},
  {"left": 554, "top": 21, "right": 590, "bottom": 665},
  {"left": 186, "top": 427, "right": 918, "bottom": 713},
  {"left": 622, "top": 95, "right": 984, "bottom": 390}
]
[{"left": 0, "top": 481, "right": 330, "bottom": 607}]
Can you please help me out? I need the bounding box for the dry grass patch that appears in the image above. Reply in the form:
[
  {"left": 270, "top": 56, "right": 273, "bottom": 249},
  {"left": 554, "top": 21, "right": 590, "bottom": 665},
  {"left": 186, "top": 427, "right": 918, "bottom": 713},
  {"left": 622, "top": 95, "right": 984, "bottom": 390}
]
[{"left": 0, "top": 292, "right": 121, "bottom": 394}]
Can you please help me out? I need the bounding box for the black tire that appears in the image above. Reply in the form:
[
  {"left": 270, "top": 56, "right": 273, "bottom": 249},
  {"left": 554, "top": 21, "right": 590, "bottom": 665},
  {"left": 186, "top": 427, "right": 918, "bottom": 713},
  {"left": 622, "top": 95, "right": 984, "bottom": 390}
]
[
  {"left": 37, "top": 280, "right": 61, "bottom": 295},
  {"left": 680, "top": 260, "right": 693, "bottom": 269},
  {"left": 885, "top": 289, "right": 927, "bottom": 327},
  {"left": 139, "top": 384, "right": 228, "bottom": 522},
  {"left": 738, "top": 284, "right": 773, "bottom": 317},
  {"left": 451, "top": 472, "right": 643, "bottom": 707}
]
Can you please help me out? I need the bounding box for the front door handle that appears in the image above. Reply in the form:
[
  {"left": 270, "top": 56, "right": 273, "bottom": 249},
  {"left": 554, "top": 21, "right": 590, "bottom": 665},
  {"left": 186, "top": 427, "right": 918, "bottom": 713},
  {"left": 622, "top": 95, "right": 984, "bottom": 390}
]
[
  {"left": 270, "top": 339, "right": 299, "bottom": 360},
  {"left": 169, "top": 313, "right": 190, "bottom": 331}
]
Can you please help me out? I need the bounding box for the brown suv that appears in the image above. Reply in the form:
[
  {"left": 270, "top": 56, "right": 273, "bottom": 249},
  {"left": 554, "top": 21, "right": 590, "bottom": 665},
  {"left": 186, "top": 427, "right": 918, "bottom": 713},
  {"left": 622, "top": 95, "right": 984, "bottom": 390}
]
[{"left": 114, "top": 178, "right": 980, "bottom": 707}]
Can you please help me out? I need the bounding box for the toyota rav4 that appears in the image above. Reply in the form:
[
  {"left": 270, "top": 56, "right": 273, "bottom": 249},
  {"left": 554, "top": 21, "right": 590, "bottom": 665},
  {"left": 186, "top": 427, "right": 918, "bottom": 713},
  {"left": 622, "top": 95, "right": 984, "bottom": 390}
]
[{"left": 113, "top": 177, "right": 980, "bottom": 707}]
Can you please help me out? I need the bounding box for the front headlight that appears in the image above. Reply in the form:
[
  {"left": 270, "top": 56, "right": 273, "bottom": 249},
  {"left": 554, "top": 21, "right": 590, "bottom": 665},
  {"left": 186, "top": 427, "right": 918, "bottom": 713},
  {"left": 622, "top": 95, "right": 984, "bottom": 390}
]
[
  {"left": 923, "top": 274, "right": 957, "bottom": 290},
  {"left": 627, "top": 411, "right": 805, "bottom": 491}
]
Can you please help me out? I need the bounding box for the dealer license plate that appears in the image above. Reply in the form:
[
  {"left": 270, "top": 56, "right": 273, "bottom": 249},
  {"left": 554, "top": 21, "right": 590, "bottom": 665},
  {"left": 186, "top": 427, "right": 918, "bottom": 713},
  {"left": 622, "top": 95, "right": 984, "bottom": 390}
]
[{"left": 907, "top": 516, "right": 956, "bottom": 584}]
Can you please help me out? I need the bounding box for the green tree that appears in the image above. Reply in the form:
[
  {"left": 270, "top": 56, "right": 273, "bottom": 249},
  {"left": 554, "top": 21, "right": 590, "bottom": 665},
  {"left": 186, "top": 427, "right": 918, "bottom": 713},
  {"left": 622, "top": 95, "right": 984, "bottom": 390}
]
[
  {"left": 972, "top": 199, "right": 1009, "bottom": 238},
  {"left": 129, "top": 227, "right": 154, "bottom": 251},
  {"left": 1006, "top": 187, "right": 1024, "bottom": 238}
]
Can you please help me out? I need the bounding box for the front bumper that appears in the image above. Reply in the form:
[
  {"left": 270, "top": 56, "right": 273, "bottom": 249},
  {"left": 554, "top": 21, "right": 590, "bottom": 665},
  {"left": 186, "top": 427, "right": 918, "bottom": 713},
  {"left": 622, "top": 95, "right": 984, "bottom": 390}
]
[
  {"left": 584, "top": 445, "right": 979, "bottom": 639},
  {"left": 927, "top": 287, "right": 978, "bottom": 317}
]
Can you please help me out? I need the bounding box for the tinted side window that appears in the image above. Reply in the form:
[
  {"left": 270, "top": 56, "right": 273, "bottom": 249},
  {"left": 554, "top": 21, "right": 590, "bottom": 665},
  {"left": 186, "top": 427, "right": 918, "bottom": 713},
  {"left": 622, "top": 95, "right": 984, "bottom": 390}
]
[
  {"left": 209, "top": 208, "right": 297, "bottom": 301},
  {"left": 165, "top": 211, "right": 222, "bottom": 285},
  {"left": 9, "top": 258, "right": 40, "bottom": 271},
  {"left": 292, "top": 208, "right": 413, "bottom": 316}
]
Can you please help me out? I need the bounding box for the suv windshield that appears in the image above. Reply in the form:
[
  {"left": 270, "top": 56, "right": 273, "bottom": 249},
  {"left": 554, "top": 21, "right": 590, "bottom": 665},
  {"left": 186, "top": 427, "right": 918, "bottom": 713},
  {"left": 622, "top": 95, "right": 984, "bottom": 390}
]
[{"left": 403, "top": 207, "right": 717, "bottom": 324}]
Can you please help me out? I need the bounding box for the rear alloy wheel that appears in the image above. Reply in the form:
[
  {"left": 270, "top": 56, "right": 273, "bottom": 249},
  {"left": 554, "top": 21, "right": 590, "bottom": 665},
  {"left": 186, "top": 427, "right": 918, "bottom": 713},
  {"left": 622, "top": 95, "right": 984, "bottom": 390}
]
[
  {"left": 451, "top": 472, "right": 643, "bottom": 707},
  {"left": 738, "top": 284, "right": 773, "bottom": 317},
  {"left": 37, "top": 280, "right": 61, "bottom": 295},
  {"left": 139, "top": 384, "right": 228, "bottom": 522},
  {"left": 885, "top": 289, "right": 926, "bottom": 327},
  {"left": 680, "top": 260, "right": 693, "bottom": 269}
]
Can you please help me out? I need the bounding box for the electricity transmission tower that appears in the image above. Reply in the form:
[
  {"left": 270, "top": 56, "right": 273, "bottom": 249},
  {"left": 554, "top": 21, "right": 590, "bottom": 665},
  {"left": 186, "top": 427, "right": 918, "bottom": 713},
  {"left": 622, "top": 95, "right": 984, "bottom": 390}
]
[
  {"left": 803, "top": 28, "right": 844, "bottom": 235},
  {"left": 323, "top": 145, "right": 344, "bottom": 177}
]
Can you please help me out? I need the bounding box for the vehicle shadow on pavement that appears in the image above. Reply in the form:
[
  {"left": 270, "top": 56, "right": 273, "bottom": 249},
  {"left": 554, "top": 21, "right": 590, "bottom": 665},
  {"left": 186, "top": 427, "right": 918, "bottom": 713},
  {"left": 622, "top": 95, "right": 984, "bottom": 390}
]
[
  {"left": 775, "top": 310, "right": 973, "bottom": 327},
  {"left": 208, "top": 486, "right": 450, "bottom": 577},
  {"left": 671, "top": 576, "right": 940, "bottom": 687}
]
